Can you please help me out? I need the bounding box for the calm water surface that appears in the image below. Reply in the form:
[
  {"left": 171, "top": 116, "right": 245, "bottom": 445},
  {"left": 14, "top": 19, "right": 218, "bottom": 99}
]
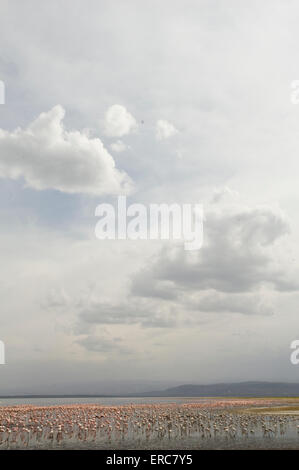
[{"left": 0, "top": 396, "right": 213, "bottom": 407}]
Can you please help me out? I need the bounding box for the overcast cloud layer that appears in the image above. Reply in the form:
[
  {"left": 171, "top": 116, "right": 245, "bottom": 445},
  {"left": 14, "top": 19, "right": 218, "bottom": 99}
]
[{"left": 1, "top": 0, "right": 299, "bottom": 393}]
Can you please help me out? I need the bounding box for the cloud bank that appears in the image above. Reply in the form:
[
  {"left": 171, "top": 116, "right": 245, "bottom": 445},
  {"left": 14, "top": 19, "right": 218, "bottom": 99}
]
[
  {"left": 0, "top": 105, "right": 133, "bottom": 195},
  {"left": 129, "top": 205, "right": 297, "bottom": 317}
]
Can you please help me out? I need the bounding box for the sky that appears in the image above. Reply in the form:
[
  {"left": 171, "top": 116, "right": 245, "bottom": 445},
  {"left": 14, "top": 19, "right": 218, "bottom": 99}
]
[{"left": 1, "top": 0, "right": 299, "bottom": 393}]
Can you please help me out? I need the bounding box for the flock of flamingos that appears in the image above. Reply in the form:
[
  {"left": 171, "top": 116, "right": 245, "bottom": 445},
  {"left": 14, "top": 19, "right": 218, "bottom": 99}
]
[{"left": 0, "top": 399, "right": 299, "bottom": 449}]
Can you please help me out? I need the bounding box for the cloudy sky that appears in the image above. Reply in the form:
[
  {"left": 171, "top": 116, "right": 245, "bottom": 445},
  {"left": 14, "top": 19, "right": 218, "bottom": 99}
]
[{"left": 1, "top": 0, "right": 299, "bottom": 393}]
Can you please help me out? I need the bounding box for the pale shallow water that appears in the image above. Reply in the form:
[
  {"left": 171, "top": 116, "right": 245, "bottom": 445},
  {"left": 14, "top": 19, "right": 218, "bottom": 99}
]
[
  {"left": 0, "top": 397, "right": 213, "bottom": 407},
  {"left": 1, "top": 399, "right": 299, "bottom": 450}
]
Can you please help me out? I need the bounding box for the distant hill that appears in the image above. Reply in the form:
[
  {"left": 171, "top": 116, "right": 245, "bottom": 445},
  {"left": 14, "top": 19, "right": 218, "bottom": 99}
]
[
  {"left": 1, "top": 381, "right": 299, "bottom": 399},
  {"left": 136, "top": 381, "right": 299, "bottom": 397}
]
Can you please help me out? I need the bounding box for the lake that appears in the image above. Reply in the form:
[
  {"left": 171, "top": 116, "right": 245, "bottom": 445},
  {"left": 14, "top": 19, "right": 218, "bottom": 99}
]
[{"left": 0, "top": 396, "right": 213, "bottom": 407}]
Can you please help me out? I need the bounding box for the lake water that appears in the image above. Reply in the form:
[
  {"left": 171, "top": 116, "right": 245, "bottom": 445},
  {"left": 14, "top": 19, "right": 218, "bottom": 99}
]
[
  {"left": 0, "top": 396, "right": 213, "bottom": 407},
  {"left": 1, "top": 398, "right": 299, "bottom": 449}
]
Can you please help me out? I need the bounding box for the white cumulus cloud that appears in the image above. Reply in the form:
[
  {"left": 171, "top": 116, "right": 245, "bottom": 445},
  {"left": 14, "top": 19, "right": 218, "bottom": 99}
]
[
  {"left": 110, "top": 140, "right": 127, "bottom": 153},
  {"left": 104, "top": 104, "right": 137, "bottom": 137},
  {"left": 156, "top": 119, "right": 178, "bottom": 140},
  {"left": 0, "top": 105, "right": 133, "bottom": 195}
]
